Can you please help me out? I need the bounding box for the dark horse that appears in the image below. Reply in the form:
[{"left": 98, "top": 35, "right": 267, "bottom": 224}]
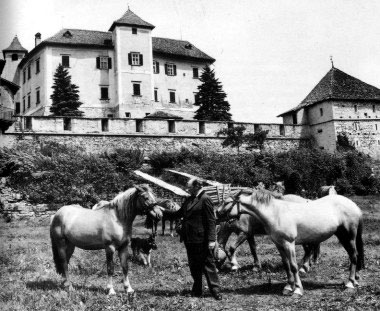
[
  {"left": 145, "top": 199, "right": 181, "bottom": 236},
  {"left": 50, "top": 185, "right": 163, "bottom": 295}
]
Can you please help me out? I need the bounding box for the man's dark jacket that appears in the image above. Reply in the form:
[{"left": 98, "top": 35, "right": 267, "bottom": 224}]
[{"left": 177, "top": 191, "right": 216, "bottom": 244}]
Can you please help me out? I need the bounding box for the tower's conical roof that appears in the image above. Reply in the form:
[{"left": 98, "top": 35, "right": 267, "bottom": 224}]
[
  {"left": 109, "top": 9, "right": 155, "bottom": 31},
  {"left": 3, "top": 36, "right": 28, "bottom": 53},
  {"left": 278, "top": 67, "right": 380, "bottom": 116}
]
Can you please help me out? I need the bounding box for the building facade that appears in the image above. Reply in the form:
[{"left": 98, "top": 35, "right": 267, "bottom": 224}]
[
  {"left": 1, "top": 9, "right": 214, "bottom": 119},
  {"left": 278, "top": 66, "right": 380, "bottom": 157}
]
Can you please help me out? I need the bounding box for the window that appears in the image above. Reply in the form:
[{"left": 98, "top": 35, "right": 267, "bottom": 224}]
[
  {"left": 199, "top": 121, "right": 205, "bottom": 134},
  {"left": 100, "top": 87, "right": 109, "bottom": 100},
  {"left": 27, "top": 93, "right": 31, "bottom": 108},
  {"left": 23, "top": 97, "right": 25, "bottom": 112},
  {"left": 64, "top": 118, "right": 71, "bottom": 131},
  {"left": 25, "top": 117, "right": 32, "bottom": 130},
  {"left": 193, "top": 67, "right": 199, "bottom": 78},
  {"left": 154, "top": 89, "right": 158, "bottom": 102},
  {"left": 354, "top": 122, "right": 360, "bottom": 130},
  {"left": 133, "top": 83, "right": 141, "bottom": 96},
  {"left": 62, "top": 55, "right": 70, "bottom": 67},
  {"left": 292, "top": 113, "right": 297, "bottom": 125},
  {"left": 96, "top": 57, "right": 112, "bottom": 70},
  {"left": 125, "top": 112, "right": 131, "bottom": 118},
  {"left": 27, "top": 65, "right": 31, "bottom": 80},
  {"left": 15, "top": 102, "right": 20, "bottom": 114},
  {"left": 128, "top": 52, "right": 143, "bottom": 66},
  {"left": 168, "top": 120, "right": 176, "bottom": 133},
  {"left": 254, "top": 124, "right": 260, "bottom": 133},
  {"left": 165, "top": 63, "right": 177, "bottom": 76},
  {"left": 194, "top": 93, "right": 199, "bottom": 104},
  {"left": 279, "top": 124, "right": 285, "bottom": 136},
  {"left": 364, "top": 113, "right": 368, "bottom": 118},
  {"left": 318, "top": 129, "right": 323, "bottom": 133},
  {"left": 36, "top": 89, "right": 40, "bottom": 104},
  {"left": 136, "top": 120, "right": 143, "bottom": 132},
  {"left": 132, "top": 27, "right": 137, "bottom": 34},
  {"left": 12, "top": 54, "right": 18, "bottom": 61},
  {"left": 107, "top": 114, "right": 114, "bottom": 118},
  {"left": 36, "top": 58, "right": 40, "bottom": 74},
  {"left": 320, "top": 108, "right": 323, "bottom": 116},
  {"left": 23, "top": 69, "right": 26, "bottom": 84},
  {"left": 101, "top": 119, "right": 109, "bottom": 132},
  {"left": 375, "top": 124, "right": 378, "bottom": 131},
  {"left": 145, "top": 113, "right": 150, "bottom": 117},
  {"left": 354, "top": 105, "right": 358, "bottom": 112},
  {"left": 153, "top": 60, "right": 160, "bottom": 74},
  {"left": 169, "top": 91, "right": 176, "bottom": 103},
  {"left": 373, "top": 105, "right": 376, "bottom": 113}
]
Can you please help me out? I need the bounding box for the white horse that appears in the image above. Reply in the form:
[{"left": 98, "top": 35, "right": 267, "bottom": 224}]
[
  {"left": 50, "top": 184, "right": 163, "bottom": 295},
  {"left": 216, "top": 189, "right": 364, "bottom": 297}
]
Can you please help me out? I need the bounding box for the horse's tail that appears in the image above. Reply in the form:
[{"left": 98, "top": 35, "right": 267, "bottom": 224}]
[
  {"left": 50, "top": 216, "right": 65, "bottom": 275},
  {"left": 356, "top": 218, "right": 365, "bottom": 271},
  {"left": 312, "top": 243, "right": 321, "bottom": 263}
]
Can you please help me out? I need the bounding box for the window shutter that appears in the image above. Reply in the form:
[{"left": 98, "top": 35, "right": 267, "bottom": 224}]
[
  {"left": 108, "top": 57, "right": 112, "bottom": 69},
  {"left": 165, "top": 64, "right": 168, "bottom": 75},
  {"left": 139, "top": 54, "right": 143, "bottom": 66},
  {"left": 157, "top": 61, "right": 160, "bottom": 73},
  {"left": 128, "top": 53, "right": 132, "bottom": 65},
  {"left": 96, "top": 57, "right": 100, "bottom": 69},
  {"left": 173, "top": 65, "right": 177, "bottom": 76}
]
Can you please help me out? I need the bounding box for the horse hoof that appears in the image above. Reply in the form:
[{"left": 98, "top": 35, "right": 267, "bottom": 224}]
[
  {"left": 108, "top": 288, "right": 116, "bottom": 296},
  {"left": 345, "top": 281, "right": 355, "bottom": 289},
  {"left": 282, "top": 284, "right": 294, "bottom": 296},
  {"left": 293, "top": 288, "right": 303, "bottom": 298},
  {"left": 298, "top": 267, "right": 307, "bottom": 276}
]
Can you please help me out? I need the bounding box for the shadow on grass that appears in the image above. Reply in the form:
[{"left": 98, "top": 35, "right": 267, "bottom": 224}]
[
  {"left": 26, "top": 279, "right": 105, "bottom": 294},
  {"left": 143, "top": 280, "right": 344, "bottom": 298}
]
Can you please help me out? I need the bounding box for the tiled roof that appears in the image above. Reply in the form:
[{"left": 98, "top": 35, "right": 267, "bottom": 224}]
[
  {"left": 109, "top": 9, "right": 155, "bottom": 31},
  {"left": 153, "top": 37, "right": 215, "bottom": 62},
  {"left": 44, "top": 29, "right": 113, "bottom": 47},
  {"left": 144, "top": 110, "right": 183, "bottom": 119},
  {"left": 0, "top": 77, "right": 20, "bottom": 94},
  {"left": 0, "top": 60, "right": 5, "bottom": 75},
  {"left": 19, "top": 28, "right": 214, "bottom": 68},
  {"left": 3, "top": 36, "right": 28, "bottom": 53},
  {"left": 278, "top": 67, "right": 380, "bottom": 117}
]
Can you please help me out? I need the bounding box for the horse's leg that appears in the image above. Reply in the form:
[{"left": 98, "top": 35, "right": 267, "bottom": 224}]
[
  {"left": 299, "top": 244, "right": 313, "bottom": 275},
  {"left": 335, "top": 227, "right": 359, "bottom": 288},
  {"left": 169, "top": 219, "right": 174, "bottom": 237},
  {"left": 65, "top": 242, "right": 75, "bottom": 263},
  {"left": 147, "top": 252, "right": 152, "bottom": 267},
  {"left": 161, "top": 219, "right": 165, "bottom": 236},
  {"left": 118, "top": 244, "right": 134, "bottom": 293},
  {"left": 247, "top": 234, "right": 261, "bottom": 269},
  {"left": 105, "top": 246, "right": 116, "bottom": 295},
  {"left": 229, "top": 232, "right": 247, "bottom": 271},
  {"left": 283, "top": 241, "right": 303, "bottom": 297},
  {"left": 274, "top": 243, "right": 294, "bottom": 296},
  {"left": 57, "top": 238, "right": 73, "bottom": 290}
]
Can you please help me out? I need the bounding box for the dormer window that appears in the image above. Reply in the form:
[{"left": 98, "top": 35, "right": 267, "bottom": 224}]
[
  {"left": 185, "top": 43, "right": 193, "bottom": 49},
  {"left": 63, "top": 30, "right": 72, "bottom": 38},
  {"left": 132, "top": 28, "right": 137, "bottom": 34}
]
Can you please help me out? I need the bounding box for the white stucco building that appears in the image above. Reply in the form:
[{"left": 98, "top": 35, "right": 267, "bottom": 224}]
[{"left": 1, "top": 9, "right": 215, "bottom": 119}]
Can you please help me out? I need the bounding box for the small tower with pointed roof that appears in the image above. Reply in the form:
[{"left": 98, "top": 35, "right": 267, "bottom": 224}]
[
  {"left": 2, "top": 36, "right": 28, "bottom": 83},
  {"left": 109, "top": 8, "right": 155, "bottom": 116}
]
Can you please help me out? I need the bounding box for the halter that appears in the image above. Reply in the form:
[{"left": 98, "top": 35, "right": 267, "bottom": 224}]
[{"left": 221, "top": 190, "right": 243, "bottom": 221}]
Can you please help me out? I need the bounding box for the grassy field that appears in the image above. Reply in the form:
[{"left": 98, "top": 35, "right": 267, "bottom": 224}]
[{"left": 1, "top": 196, "right": 380, "bottom": 311}]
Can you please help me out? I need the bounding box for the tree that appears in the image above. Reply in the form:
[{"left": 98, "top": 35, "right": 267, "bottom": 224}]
[
  {"left": 245, "top": 128, "right": 269, "bottom": 150},
  {"left": 194, "top": 65, "right": 232, "bottom": 121},
  {"left": 217, "top": 125, "right": 246, "bottom": 153},
  {"left": 50, "top": 64, "right": 84, "bottom": 116}
]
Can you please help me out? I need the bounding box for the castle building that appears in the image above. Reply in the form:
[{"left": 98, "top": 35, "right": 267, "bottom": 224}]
[
  {"left": 278, "top": 66, "right": 380, "bottom": 154},
  {"left": 1, "top": 9, "right": 214, "bottom": 119}
]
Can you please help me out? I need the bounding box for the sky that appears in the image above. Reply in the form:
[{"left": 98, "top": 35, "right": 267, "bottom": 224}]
[{"left": 1, "top": 0, "right": 380, "bottom": 123}]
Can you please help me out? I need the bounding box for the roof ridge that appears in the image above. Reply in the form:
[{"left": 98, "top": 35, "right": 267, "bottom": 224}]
[{"left": 153, "top": 36, "right": 190, "bottom": 43}]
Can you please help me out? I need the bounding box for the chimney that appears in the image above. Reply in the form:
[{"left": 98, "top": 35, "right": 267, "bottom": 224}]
[{"left": 35, "top": 33, "right": 41, "bottom": 46}]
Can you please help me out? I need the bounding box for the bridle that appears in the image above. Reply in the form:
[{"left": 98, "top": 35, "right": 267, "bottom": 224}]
[{"left": 220, "top": 190, "right": 243, "bottom": 222}]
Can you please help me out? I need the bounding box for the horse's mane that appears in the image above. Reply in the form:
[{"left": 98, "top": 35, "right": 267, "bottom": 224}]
[
  {"left": 239, "top": 188, "right": 279, "bottom": 205},
  {"left": 109, "top": 184, "right": 152, "bottom": 222}
]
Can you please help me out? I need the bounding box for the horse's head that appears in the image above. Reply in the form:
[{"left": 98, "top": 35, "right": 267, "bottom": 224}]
[
  {"left": 216, "top": 190, "right": 243, "bottom": 221},
  {"left": 134, "top": 184, "right": 163, "bottom": 219}
]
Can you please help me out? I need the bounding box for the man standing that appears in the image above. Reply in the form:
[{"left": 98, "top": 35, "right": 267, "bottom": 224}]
[{"left": 177, "top": 178, "right": 222, "bottom": 300}]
